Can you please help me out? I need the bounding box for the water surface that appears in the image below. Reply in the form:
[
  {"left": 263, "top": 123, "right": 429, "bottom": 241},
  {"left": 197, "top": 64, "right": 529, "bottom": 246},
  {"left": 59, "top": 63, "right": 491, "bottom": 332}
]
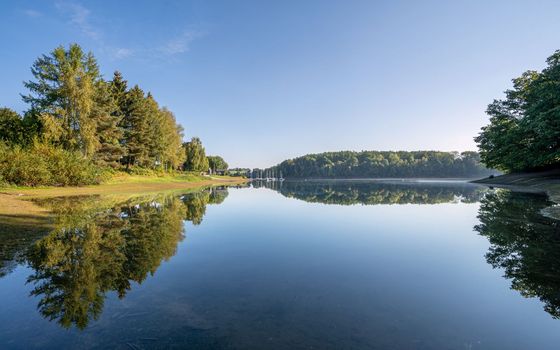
[{"left": 0, "top": 181, "right": 559, "bottom": 349}]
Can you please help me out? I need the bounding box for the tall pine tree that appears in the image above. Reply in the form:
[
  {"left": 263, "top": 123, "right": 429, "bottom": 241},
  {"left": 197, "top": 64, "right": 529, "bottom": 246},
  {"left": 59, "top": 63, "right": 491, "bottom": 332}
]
[
  {"left": 23, "top": 44, "right": 100, "bottom": 157},
  {"left": 121, "top": 85, "right": 150, "bottom": 167},
  {"left": 92, "top": 81, "right": 124, "bottom": 167}
]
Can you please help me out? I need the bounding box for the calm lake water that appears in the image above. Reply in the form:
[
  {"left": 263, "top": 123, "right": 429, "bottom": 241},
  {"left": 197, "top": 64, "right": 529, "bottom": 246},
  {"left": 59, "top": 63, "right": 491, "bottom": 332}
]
[{"left": 1, "top": 180, "right": 560, "bottom": 349}]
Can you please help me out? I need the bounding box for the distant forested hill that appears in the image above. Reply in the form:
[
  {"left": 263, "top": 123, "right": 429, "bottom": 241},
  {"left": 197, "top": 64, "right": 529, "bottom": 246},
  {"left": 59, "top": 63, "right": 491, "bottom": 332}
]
[{"left": 258, "top": 151, "right": 494, "bottom": 179}]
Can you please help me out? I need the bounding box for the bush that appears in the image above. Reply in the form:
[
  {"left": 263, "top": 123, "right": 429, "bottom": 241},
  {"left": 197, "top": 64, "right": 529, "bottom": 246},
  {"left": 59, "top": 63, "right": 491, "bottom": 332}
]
[
  {"left": 127, "top": 167, "right": 157, "bottom": 176},
  {"left": 0, "top": 142, "right": 106, "bottom": 186},
  {"left": 126, "top": 166, "right": 168, "bottom": 177}
]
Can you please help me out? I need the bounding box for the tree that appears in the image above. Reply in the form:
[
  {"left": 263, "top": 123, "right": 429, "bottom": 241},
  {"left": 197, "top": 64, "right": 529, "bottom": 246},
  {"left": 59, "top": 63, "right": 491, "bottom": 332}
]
[
  {"left": 120, "top": 85, "right": 150, "bottom": 167},
  {"left": 143, "top": 93, "right": 164, "bottom": 168},
  {"left": 23, "top": 44, "right": 101, "bottom": 157},
  {"left": 475, "top": 50, "right": 560, "bottom": 172},
  {"left": 158, "top": 108, "right": 186, "bottom": 170},
  {"left": 1, "top": 45, "right": 195, "bottom": 186},
  {"left": 263, "top": 151, "right": 493, "bottom": 179},
  {"left": 207, "top": 156, "right": 228, "bottom": 173},
  {"left": 0, "top": 108, "right": 25, "bottom": 145},
  {"left": 110, "top": 71, "right": 128, "bottom": 117},
  {"left": 92, "top": 81, "right": 124, "bottom": 167},
  {"left": 183, "top": 137, "right": 209, "bottom": 171}
]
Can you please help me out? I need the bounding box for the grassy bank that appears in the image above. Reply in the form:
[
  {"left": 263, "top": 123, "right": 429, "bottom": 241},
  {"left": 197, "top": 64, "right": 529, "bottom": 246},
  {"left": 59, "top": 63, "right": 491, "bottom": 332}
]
[
  {"left": 472, "top": 169, "right": 560, "bottom": 218},
  {"left": 0, "top": 173, "right": 248, "bottom": 226}
]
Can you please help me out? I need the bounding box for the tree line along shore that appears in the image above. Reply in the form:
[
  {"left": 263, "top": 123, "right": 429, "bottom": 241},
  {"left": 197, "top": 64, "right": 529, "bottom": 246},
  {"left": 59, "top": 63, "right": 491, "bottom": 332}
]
[
  {"left": 2, "top": 45, "right": 560, "bottom": 190},
  {"left": 472, "top": 49, "right": 560, "bottom": 207},
  {"left": 253, "top": 49, "right": 560, "bottom": 185},
  {"left": 0, "top": 43, "right": 233, "bottom": 187},
  {"left": 252, "top": 150, "right": 494, "bottom": 179}
]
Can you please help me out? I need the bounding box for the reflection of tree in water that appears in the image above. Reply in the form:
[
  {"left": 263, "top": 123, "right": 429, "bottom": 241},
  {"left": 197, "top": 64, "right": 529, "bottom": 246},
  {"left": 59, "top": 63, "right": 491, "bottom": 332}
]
[
  {"left": 253, "top": 180, "right": 484, "bottom": 205},
  {"left": 0, "top": 219, "right": 50, "bottom": 277},
  {"left": 23, "top": 188, "right": 228, "bottom": 329},
  {"left": 180, "top": 186, "right": 229, "bottom": 225},
  {"left": 475, "top": 189, "right": 560, "bottom": 318}
]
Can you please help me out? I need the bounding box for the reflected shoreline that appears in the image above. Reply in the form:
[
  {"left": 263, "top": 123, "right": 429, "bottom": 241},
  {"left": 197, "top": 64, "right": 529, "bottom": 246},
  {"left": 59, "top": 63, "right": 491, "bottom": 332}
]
[
  {"left": 252, "top": 179, "right": 486, "bottom": 205},
  {"left": 1, "top": 187, "right": 230, "bottom": 329},
  {"left": 1, "top": 181, "right": 560, "bottom": 334},
  {"left": 475, "top": 188, "right": 560, "bottom": 318}
]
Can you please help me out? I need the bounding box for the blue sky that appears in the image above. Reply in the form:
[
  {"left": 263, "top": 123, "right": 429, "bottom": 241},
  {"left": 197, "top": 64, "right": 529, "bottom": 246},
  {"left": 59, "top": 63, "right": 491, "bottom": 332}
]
[{"left": 1, "top": 1, "right": 560, "bottom": 168}]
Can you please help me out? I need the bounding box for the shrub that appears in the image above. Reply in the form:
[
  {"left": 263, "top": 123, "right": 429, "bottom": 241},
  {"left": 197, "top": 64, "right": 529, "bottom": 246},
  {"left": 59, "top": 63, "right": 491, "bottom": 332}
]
[
  {"left": 0, "top": 142, "right": 106, "bottom": 186},
  {"left": 127, "top": 166, "right": 167, "bottom": 177}
]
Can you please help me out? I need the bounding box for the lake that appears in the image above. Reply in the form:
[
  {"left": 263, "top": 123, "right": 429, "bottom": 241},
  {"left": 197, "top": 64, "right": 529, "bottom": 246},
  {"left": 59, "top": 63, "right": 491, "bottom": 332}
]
[{"left": 1, "top": 180, "right": 560, "bottom": 349}]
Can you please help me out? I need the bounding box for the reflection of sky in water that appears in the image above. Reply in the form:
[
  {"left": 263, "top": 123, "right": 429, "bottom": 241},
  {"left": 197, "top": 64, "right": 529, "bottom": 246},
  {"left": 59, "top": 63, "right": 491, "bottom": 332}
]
[{"left": 0, "top": 183, "right": 559, "bottom": 349}]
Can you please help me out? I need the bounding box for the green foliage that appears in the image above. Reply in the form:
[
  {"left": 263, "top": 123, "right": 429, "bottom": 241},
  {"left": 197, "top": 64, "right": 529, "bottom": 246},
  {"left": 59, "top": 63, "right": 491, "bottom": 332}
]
[
  {"left": 207, "top": 155, "right": 228, "bottom": 173},
  {"left": 120, "top": 88, "right": 185, "bottom": 170},
  {"left": 120, "top": 85, "right": 149, "bottom": 166},
  {"left": 153, "top": 107, "right": 185, "bottom": 170},
  {"left": 92, "top": 80, "right": 124, "bottom": 167},
  {"left": 110, "top": 71, "right": 128, "bottom": 117},
  {"left": 228, "top": 168, "right": 251, "bottom": 177},
  {"left": 23, "top": 44, "right": 101, "bottom": 157},
  {"left": 0, "top": 44, "right": 190, "bottom": 186},
  {"left": 183, "top": 137, "right": 209, "bottom": 171},
  {"left": 0, "top": 108, "right": 26, "bottom": 145},
  {"left": 476, "top": 50, "right": 560, "bottom": 172},
  {"left": 126, "top": 167, "right": 164, "bottom": 176},
  {"left": 258, "top": 151, "right": 493, "bottom": 178},
  {"left": 0, "top": 142, "right": 104, "bottom": 186}
]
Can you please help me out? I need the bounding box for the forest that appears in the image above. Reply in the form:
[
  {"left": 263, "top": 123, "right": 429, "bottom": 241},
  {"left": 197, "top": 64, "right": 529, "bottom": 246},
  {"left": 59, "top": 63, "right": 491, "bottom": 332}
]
[
  {"left": 0, "top": 44, "right": 226, "bottom": 186},
  {"left": 258, "top": 151, "right": 494, "bottom": 179},
  {"left": 475, "top": 50, "right": 560, "bottom": 173},
  {"left": 5, "top": 46, "right": 559, "bottom": 186}
]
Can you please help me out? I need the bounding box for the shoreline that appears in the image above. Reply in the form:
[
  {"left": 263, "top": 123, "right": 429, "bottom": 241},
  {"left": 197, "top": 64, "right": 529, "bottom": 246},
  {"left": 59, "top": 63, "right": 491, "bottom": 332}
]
[
  {"left": 271, "top": 177, "right": 485, "bottom": 181},
  {"left": 471, "top": 170, "right": 560, "bottom": 219},
  {"left": 0, "top": 176, "right": 248, "bottom": 225}
]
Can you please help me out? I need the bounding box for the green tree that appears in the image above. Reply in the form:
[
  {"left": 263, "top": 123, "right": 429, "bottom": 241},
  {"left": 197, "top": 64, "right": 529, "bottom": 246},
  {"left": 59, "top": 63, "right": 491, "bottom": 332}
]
[
  {"left": 207, "top": 155, "right": 228, "bottom": 173},
  {"left": 110, "top": 71, "right": 128, "bottom": 118},
  {"left": 476, "top": 50, "right": 560, "bottom": 172},
  {"left": 23, "top": 44, "right": 101, "bottom": 157},
  {"left": 263, "top": 151, "right": 493, "bottom": 179},
  {"left": 142, "top": 93, "right": 164, "bottom": 168},
  {"left": 92, "top": 81, "right": 124, "bottom": 167},
  {"left": 0, "top": 108, "right": 25, "bottom": 145},
  {"left": 120, "top": 85, "right": 150, "bottom": 167},
  {"left": 183, "top": 137, "right": 209, "bottom": 171},
  {"left": 158, "top": 108, "right": 186, "bottom": 170}
]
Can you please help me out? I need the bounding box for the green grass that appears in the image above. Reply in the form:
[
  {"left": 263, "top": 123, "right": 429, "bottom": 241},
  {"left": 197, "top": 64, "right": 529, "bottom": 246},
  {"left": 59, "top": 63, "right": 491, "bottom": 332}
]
[
  {"left": 0, "top": 173, "right": 248, "bottom": 225},
  {"left": 1, "top": 174, "right": 246, "bottom": 197},
  {"left": 105, "top": 171, "right": 208, "bottom": 184}
]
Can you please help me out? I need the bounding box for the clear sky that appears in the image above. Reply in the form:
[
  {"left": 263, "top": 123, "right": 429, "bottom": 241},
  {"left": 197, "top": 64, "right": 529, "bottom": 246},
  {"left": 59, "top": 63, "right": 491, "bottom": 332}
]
[{"left": 1, "top": 1, "right": 560, "bottom": 168}]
